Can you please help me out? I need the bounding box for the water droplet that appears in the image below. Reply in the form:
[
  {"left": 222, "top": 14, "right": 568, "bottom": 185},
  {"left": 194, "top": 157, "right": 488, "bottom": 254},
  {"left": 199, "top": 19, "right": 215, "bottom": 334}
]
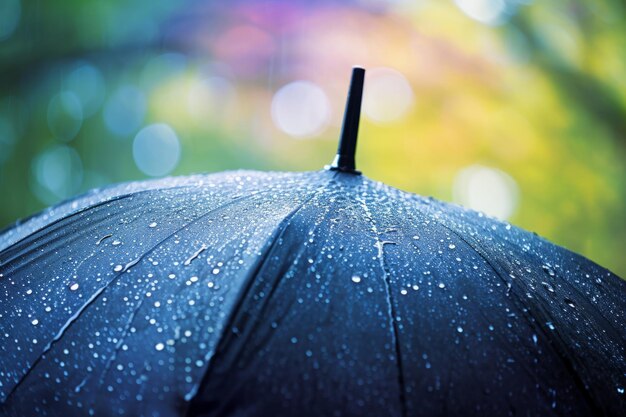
[
  {"left": 112, "top": 240, "right": 121, "bottom": 246},
  {"left": 31, "top": 319, "right": 39, "bottom": 326},
  {"left": 212, "top": 268, "right": 220, "bottom": 275},
  {"left": 456, "top": 326, "right": 463, "bottom": 333},
  {"left": 149, "top": 222, "right": 157, "bottom": 228},
  {"left": 96, "top": 234, "right": 112, "bottom": 245},
  {"left": 400, "top": 289, "right": 408, "bottom": 295},
  {"left": 155, "top": 343, "right": 165, "bottom": 351},
  {"left": 532, "top": 334, "right": 538, "bottom": 344},
  {"left": 412, "top": 284, "right": 419, "bottom": 291},
  {"left": 617, "top": 386, "right": 624, "bottom": 394},
  {"left": 69, "top": 283, "right": 79, "bottom": 291},
  {"left": 26, "top": 289, "right": 33, "bottom": 295},
  {"left": 351, "top": 276, "right": 361, "bottom": 283},
  {"left": 438, "top": 283, "right": 445, "bottom": 289},
  {"left": 168, "top": 273, "right": 176, "bottom": 279},
  {"left": 290, "top": 337, "right": 298, "bottom": 344},
  {"left": 542, "top": 264, "right": 556, "bottom": 277},
  {"left": 412, "top": 235, "right": 420, "bottom": 240},
  {"left": 184, "top": 244, "right": 207, "bottom": 266},
  {"left": 546, "top": 322, "right": 555, "bottom": 330},
  {"left": 448, "top": 244, "right": 456, "bottom": 249},
  {"left": 564, "top": 298, "right": 576, "bottom": 308},
  {"left": 207, "top": 281, "right": 214, "bottom": 288},
  {"left": 541, "top": 281, "right": 555, "bottom": 293}
]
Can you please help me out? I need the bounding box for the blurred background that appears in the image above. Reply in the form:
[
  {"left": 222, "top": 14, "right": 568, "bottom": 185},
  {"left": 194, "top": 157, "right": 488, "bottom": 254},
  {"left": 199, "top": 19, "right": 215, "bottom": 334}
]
[{"left": 0, "top": 0, "right": 625, "bottom": 277}]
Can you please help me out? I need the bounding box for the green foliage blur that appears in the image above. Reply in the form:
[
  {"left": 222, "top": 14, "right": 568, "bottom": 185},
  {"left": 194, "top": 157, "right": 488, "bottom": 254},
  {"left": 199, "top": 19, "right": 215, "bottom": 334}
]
[{"left": 0, "top": 0, "right": 625, "bottom": 277}]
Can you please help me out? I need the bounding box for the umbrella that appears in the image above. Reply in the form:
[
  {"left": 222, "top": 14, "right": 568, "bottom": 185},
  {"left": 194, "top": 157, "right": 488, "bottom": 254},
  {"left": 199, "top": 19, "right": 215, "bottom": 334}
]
[{"left": 0, "top": 67, "right": 625, "bottom": 417}]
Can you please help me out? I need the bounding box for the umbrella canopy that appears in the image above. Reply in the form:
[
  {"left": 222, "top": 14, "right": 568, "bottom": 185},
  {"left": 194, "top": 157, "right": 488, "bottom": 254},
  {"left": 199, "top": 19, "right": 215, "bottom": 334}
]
[{"left": 1, "top": 68, "right": 625, "bottom": 417}]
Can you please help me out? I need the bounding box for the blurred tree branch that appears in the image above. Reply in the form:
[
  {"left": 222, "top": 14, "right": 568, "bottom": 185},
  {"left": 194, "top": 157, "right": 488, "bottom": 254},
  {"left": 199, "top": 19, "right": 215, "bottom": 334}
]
[{"left": 509, "top": 10, "right": 626, "bottom": 146}]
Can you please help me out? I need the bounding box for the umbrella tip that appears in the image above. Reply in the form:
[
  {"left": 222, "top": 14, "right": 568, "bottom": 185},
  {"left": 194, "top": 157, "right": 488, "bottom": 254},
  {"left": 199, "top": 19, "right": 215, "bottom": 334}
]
[{"left": 327, "top": 66, "right": 365, "bottom": 175}]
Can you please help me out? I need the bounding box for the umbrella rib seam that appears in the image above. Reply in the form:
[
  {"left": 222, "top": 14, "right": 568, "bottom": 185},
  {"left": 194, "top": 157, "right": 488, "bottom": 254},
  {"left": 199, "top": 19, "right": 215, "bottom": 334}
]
[
  {"left": 1, "top": 173, "right": 282, "bottom": 253},
  {"left": 183, "top": 173, "right": 337, "bottom": 414},
  {"left": 0, "top": 185, "right": 200, "bottom": 255},
  {"left": 358, "top": 195, "right": 408, "bottom": 417},
  {"left": 425, "top": 213, "right": 604, "bottom": 415}
]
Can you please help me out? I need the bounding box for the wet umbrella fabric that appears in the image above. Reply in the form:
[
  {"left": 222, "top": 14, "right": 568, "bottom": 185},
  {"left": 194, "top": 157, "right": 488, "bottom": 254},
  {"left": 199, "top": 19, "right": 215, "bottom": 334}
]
[
  {"left": 0, "top": 169, "right": 624, "bottom": 417},
  {"left": 1, "top": 66, "right": 626, "bottom": 416}
]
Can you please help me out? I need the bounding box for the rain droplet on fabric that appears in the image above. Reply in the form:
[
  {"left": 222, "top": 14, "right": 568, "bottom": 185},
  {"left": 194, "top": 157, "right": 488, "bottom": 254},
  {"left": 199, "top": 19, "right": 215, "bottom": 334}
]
[
  {"left": 96, "top": 234, "right": 112, "bottom": 245},
  {"left": 541, "top": 282, "right": 555, "bottom": 293},
  {"left": 351, "top": 276, "right": 361, "bottom": 283},
  {"left": 184, "top": 244, "right": 207, "bottom": 266},
  {"left": 542, "top": 264, "right": 556, "bottom": 277}
]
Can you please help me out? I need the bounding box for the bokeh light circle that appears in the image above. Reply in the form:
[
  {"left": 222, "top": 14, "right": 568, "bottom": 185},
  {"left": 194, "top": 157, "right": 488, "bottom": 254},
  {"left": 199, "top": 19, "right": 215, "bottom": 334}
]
[
  {"left": 363, "top": 67, "right": 414, "bottom": 124},
  {"left": 31, "top": 145, "right": 83, "bottom": 203},
  {"left": 65, "top": 62, "right": 106, "bottom": 117},
  {"left": 271, "top": 81, "right": 331, "bottom": 139},
  {"left": 47, "top": 91, "right": 83, "bottom": 141},
  {"left": 103, "top": 85, "right": 147, "bottom": 137},
  {"left": 454, "top": 0, "right": 507, "bottom": 25},
  {"left": 0, "top": 0, "right": 21, "bottom": 41},
  {"left": 132, "top": 123, "right": 181, "bottom": 177},
  {"left": 453, "top": 165, "right": 519, "bottom": 220}
]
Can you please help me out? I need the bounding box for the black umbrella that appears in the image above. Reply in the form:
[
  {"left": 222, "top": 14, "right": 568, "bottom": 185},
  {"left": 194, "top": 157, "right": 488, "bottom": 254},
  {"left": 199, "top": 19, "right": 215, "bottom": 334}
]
[{"left": 1, "top": 68, "right": 625, "bottom": 417}]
